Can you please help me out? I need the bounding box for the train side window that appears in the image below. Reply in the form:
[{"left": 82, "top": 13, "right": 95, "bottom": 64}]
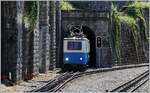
[{"left": 96, "top": 37, "right": 101, "bottom": 48}]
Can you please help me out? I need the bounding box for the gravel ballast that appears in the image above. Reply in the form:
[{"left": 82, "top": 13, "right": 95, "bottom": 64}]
[
  {"left": 0, "top": 71, "right": 59, "bottom": 92},
  {"left": 61, "top": 66, "right": 149, "bottom": 92},
  {"left": 133, "top": 80, "right": 149, "bottom": 92}
]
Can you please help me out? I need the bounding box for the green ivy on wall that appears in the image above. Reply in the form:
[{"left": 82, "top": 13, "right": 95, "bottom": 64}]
[
  {"left": 24, "top": 1, "right": 37, "bottom": 32},
  {"left": 61, "top": 1, "right": 76, "bottom": 10},
  {"left": 111, "top": 1, "right": 149, "bottom": 63}
]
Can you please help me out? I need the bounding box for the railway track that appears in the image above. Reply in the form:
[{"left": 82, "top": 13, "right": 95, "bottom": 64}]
[
  {"left": 30, "top": 71, "right": 94, "bottom": 92},
  {"left": 30, "top": 72, "right": 74, "bottom": 92},
  {"left": 110, "top": 70, "right": 149, "bottom": 92},
  {"left": 29, "top": 63, "right": 149, "bottom": 92}
]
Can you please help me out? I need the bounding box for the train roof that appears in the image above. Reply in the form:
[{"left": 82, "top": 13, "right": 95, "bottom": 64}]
[{"left": 64, "top": 37, "right": 88, "bottom": 40}]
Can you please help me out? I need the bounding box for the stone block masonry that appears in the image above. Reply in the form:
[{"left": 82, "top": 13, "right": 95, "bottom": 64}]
[
  {"left": 38, "top": 1, "right": 50, "bottom": 73},
  {"left": 22, "top": 31, "right": 35, "bottom": 80},
  {"left": 1, "top": 1, "right": 58, "bottom": 84},
  {"left": 1, "top": 1, "right": 148, "bottom": 85},
  {"left": 33, "top": 18, "right": 40, "bottom": 76},
  {"left": 49, "top": 1, "right": 57, "bottom": 70},
  {"left": 1, "top": 1, "right": 24, "bottom": 84},
  {"left": 62, "top": 10, "right": 113, "bottom": 68},
  {"left": 120, "top": 23, "right": 148, "bottom": 65}
]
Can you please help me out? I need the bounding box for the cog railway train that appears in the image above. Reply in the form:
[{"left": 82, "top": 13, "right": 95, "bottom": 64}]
[{"left": 63, "top": 25, "right": 90, "bottom": 70}]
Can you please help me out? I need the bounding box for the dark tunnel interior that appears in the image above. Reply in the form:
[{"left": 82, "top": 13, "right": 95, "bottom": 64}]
[{"left": 82, "top": 26, "right": 96, "bottom": 67}]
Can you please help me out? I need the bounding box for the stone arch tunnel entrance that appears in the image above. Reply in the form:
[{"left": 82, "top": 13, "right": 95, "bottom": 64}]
[{"left": 60, "top": 10, "right": 113, "bottom": 68}]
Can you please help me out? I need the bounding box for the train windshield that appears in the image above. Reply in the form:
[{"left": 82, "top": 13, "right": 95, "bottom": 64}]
[{"left": 67, "top": 42, "right": 82, "bottom": 50}]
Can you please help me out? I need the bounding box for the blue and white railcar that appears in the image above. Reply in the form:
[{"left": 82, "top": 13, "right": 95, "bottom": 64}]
[{"left": 63, "top": 37, "right": 90, "bottom": 66}]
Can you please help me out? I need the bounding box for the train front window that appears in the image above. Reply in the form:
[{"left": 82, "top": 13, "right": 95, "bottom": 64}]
[{"left": 67, "top": 42, "right": 82, "bottom": 50}]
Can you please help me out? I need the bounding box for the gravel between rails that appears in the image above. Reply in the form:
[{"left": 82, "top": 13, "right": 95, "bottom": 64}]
[
  {"left": 133, "top": 80, "right": 149, "bottom": 92},
  {"left": 61, "top": 66, "right": 149, "bottom": 92}
]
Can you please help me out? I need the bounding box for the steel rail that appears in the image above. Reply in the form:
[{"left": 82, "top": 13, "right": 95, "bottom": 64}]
[
  {"left": 30, "top": 72, "right": 73, "bottom": 92},
  {"left": 49, "top": 69, "right": 149, "bottom": 92},
  {"left": 49, "top": 72, "right": 79, "bottom": 92},
  {"left": 110, "top": 70, "right": 149, "bottom": 92},
  {"left": 29, "top": 63, "right": 149, "bottom": 92},
  {"left": 48, "top": 71, "right": 93, "bottom": 92},
  {"left": 130, "top": 77, "right": 149, "bottom": 92}
]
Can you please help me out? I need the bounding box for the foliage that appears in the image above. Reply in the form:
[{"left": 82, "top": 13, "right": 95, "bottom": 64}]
[
  {"left": 128, "top": 2, "right": 149, "bottom": 9},
  {"left": 61, "top": 1, "right": 76, "bottom": 10},
  {"left": 24, "top": 1, "right": 37, "bottom": 32},
  {"left": 111, "top": 4, "right": 122, "bottom": 63},
  {"left": 111, "top": 1, "right": 149, "bottom": 63},
  {"left": 127, "top": 2, "right": 149, "bottom": 42},
  {"left": 119, "top": 15, "right": 136, "bottom": 26}
]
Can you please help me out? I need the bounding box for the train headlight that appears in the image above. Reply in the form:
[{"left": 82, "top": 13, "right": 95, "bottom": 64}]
[
  {"left": 65, "top": 57, "right": 69, "bottom": 61},
  {"left": 80, "top": 57, "right": 83, "bottom": 60}
]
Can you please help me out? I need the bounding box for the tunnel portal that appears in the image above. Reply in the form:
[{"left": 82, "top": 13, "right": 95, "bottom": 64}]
[{"left": 61, "top": 10, "right": 113, "bottom": 68}]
